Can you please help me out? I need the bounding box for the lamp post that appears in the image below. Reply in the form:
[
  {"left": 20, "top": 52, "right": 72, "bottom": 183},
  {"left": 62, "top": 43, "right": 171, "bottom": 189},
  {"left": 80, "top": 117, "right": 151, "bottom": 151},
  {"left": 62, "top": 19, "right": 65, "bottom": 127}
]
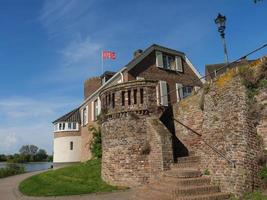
[{"left": 215, "top": 13, "right": 229, "bottom": 63}]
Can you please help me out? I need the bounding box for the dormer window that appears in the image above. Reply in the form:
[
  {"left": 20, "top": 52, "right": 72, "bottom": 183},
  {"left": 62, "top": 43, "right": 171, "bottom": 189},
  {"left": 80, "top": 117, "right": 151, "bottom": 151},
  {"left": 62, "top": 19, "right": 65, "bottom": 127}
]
[
  {"left": 163, "top": 55, "right": 176, "bottom": 70},
  {"left": 54, "top": 122, "right": 79, "bottom": 132},
  {"left": 156, "top": 51, "right": 183, "bottom": 72}
]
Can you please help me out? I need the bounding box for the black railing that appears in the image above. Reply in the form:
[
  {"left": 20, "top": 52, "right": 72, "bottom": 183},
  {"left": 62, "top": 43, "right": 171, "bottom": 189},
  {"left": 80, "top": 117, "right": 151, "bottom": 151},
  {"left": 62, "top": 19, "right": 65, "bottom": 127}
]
[{"left": 173, "top": 118, "right": 236, "bottom": 168}]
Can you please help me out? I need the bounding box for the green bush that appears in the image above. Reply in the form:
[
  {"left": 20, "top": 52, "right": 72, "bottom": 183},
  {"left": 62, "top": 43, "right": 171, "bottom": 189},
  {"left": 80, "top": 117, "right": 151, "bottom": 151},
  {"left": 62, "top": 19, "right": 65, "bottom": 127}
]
[
  {"left": 89, "top": 126, "right": 102, "bottom": 159},
  {"left": 243, "top": 191, "right": 267, "bottom": 200},
  {"left": 0, "top": 163, "right": 25, "bottom": 178},
  {"left": 260, "top": 166, "right": 267, "bottom": 181},
  {"left": 203, "top": 169, "right": 210, "bottom": 175}
]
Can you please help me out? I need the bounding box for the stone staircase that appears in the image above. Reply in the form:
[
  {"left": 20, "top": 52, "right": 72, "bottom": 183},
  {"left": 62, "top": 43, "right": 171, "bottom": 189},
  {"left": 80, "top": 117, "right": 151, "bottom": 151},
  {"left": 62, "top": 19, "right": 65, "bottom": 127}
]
[{"left": 132, "top": 156, "right": 230, "bottom": 200}]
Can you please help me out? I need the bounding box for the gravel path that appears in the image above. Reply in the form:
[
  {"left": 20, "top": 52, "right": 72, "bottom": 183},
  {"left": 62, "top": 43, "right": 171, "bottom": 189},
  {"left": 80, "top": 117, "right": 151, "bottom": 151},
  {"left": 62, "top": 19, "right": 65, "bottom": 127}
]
[{"left": 0, "top": 170, "right": 135, "bottom": 200}]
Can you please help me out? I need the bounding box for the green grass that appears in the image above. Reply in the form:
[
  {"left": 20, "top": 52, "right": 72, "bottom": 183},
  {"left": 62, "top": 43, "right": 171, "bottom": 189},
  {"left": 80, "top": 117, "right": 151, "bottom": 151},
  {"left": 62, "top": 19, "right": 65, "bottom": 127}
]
[{"left": 19, "top": 159, "right": 123, "bottom": 196}]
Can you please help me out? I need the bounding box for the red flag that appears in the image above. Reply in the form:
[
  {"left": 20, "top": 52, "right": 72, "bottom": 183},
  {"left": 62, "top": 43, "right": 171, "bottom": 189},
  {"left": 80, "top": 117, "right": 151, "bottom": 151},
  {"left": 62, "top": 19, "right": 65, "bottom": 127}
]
[{"left": 102, "top": 51, "right": 116, "bottom": 60}]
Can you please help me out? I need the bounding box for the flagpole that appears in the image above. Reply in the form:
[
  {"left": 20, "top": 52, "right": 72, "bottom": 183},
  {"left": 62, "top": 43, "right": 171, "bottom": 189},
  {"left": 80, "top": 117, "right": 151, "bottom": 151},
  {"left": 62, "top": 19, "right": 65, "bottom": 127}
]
[{"left": 101, "top": 50, "right": 104, "bottom": 74}]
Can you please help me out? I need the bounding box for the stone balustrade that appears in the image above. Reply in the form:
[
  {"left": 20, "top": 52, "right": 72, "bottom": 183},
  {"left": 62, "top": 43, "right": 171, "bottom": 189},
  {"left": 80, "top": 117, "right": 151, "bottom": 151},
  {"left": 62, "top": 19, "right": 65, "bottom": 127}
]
[{"left": 99, "top": 80, "right": 158, "bottom": 119}]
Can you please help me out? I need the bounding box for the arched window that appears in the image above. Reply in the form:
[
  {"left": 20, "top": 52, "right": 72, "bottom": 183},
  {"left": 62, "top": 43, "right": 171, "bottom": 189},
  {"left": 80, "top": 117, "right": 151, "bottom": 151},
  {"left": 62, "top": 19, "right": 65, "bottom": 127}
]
[{"left": 70, "top": 141, "right": 73, "bottom": 150}]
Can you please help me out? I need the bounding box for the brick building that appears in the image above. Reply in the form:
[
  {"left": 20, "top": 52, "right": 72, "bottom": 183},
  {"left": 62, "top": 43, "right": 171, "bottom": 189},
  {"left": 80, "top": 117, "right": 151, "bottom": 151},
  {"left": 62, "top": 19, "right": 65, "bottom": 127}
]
[{"left": 52, "top": 44, "right": 203, "bottom": 164}]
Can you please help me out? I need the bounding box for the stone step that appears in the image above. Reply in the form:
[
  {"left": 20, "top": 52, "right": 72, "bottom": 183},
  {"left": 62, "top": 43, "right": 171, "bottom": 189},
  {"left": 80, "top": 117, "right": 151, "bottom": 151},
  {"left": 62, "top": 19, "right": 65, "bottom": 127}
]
[
  {"left": 156, "top": 176, "right": 211, "bottom": 187},
  {"left": 174, "top": 192, "right": 230, "bottom": 200},
  {"left": 172, "top": 185, "right": 221, "bottom": 196},
  {"left": 164, "top": 169, "right": 202, "bottom": 178},
  {"left": 176, "top": 156, "right": 200, "bottom": 163},
  {"left": 171, "top": 161, "right": 199, "bottom": 169}
]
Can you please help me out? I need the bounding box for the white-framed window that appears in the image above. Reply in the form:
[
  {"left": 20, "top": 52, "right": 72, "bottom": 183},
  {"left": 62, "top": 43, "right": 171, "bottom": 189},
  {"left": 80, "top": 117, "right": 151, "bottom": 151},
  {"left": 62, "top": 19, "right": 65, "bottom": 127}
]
[
  {"left": 92, "top": 98, "right": 101, "bottom": 121},
  {"left": 54, "top": 122, "right": 79, "bottom": 132},
  {"left": 182, "top": 86, "right": 193, "bottom": 98},
  {"left": 156, "top": 51, "right": 183, "bottom": 72},
  {"left": 176, "top": 84, "right": 193, "bottom": 101}
]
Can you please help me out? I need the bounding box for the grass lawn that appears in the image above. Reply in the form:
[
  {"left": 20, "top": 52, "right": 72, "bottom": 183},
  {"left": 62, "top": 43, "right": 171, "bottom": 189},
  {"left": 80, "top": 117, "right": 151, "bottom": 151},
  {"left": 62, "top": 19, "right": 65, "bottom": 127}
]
[{"left": 19, "top": 159, "right": 124, "bottom": 196}]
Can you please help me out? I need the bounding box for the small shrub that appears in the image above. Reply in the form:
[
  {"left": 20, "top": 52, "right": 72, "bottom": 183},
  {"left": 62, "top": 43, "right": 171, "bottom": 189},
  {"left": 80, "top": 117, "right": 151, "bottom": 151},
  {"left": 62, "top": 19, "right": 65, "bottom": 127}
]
[
  {"left": 0, "top": 163, "right": 25, "bottom": 178},
  {"left": 243, "top": 191, "right": 267, "bottom": 200},
  {"left": 260, "top": 166, "right": 267, "bottom": 181},
  {"left": 89, "top": 126, "right": 102, "bottom": 159},
  {"left": 199, "top": 92, "right": 205, "bottom": 111},
  {"left": 203, "top": 169, "right": 210, "bottom": 175}
]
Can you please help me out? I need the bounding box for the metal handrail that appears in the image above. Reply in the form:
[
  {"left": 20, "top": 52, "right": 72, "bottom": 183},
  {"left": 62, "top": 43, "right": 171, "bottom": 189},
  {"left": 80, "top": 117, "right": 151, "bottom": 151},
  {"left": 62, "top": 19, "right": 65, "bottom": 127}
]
[{"left": 173, "top": 118, "right": 236, "bottom": 168}]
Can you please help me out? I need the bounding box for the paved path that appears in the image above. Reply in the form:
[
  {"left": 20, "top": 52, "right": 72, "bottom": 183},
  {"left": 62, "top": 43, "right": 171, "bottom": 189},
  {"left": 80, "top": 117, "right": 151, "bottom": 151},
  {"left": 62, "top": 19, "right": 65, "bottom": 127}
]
[{"left": 0, "top": 170, "right": 135, "bottom": 200}]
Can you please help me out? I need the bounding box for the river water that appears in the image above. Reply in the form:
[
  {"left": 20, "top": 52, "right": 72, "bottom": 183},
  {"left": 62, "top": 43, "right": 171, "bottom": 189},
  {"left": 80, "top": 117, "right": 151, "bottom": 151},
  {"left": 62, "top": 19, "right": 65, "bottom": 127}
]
[{"left": 0, "top": 162, "right": 52, "bottom": 172}]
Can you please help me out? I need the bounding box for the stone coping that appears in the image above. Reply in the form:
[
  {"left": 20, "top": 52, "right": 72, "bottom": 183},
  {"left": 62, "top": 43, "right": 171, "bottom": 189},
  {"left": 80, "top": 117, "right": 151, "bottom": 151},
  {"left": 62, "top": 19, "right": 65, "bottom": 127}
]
[{"left": 99, "top": 79, "right": 158, "bottom": 96}]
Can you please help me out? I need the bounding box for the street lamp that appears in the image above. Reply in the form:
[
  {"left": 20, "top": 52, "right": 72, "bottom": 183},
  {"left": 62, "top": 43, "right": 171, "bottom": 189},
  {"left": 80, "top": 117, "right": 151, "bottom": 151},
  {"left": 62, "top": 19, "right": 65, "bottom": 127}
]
[{"left": 215, "top": 13, "right": 229, "bottom": 63}]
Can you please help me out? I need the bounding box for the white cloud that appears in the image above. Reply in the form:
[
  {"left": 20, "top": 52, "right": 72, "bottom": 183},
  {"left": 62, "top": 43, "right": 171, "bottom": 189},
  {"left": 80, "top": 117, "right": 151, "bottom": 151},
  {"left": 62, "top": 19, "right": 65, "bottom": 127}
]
[
  {"left": 62, "top": 36, "right": 102, "bottom": 66},
  {"left": 0, "top": 96, "right": 80, "bottom": 154},
  {"left": 0, "top": 132, "right": 18, "bottom": 153}
]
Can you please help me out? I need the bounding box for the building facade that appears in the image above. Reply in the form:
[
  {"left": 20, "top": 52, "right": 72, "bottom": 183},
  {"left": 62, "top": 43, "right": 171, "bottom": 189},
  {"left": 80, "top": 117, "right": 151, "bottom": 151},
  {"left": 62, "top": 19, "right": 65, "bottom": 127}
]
[{"left": 52, "top": 44, "right": 203, "bottom": 164}]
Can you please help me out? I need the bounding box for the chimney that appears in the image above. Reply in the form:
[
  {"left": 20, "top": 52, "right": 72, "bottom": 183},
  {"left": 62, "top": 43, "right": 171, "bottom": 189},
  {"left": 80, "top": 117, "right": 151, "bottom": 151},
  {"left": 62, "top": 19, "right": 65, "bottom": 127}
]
[{"left": 133, "top": 49, "right": 143, "bottom": 58}]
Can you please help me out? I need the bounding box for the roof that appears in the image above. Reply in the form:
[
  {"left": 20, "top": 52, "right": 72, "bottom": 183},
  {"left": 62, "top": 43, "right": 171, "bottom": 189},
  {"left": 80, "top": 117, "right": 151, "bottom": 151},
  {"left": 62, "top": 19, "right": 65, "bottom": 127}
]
[
  {"left": 125, "top": 44, "right": 185, "bottom": 72},
  {"left": 53, "top": 107, "right": 81, "bottom": 124},
  {"left": 205, "top": 59, "right": 254, "bottom": 80},
  {"left": 100, "top": 71, "right": 116, "bottom": 78}
]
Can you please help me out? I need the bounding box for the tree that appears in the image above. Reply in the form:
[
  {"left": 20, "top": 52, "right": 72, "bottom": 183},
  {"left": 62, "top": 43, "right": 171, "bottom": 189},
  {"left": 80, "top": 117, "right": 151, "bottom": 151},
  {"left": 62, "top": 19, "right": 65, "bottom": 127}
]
[
  {"left": 19, "top": 145, "right": 38, "bottom": 156},
  {"left": 34, "top": 149, "right": 48, "bottom": 161}
]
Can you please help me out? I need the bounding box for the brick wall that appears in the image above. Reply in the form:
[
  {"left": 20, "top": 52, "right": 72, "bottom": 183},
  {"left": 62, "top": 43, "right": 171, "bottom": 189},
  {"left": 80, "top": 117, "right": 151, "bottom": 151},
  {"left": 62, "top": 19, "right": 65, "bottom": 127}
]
[
  {"left": 125, "top": 51, "right": 202, "bottom": 105},
  {"left": 173, "top": 69, "right": 264, "bottom": 196},
  {"left": 84, "top": 77, "right": 101, "bottom": 100}
]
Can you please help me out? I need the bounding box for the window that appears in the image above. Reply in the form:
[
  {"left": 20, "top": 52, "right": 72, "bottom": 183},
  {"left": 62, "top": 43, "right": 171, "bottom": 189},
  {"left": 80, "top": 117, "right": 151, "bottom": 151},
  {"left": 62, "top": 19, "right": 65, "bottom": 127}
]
[
  {"left": 128, "top": 90, "right": 131, "bottom": 105},
  {"left": 58, "top": 123, "right": 62, "bottom": 131},
  {"left": 112, "top": 93, "right": 115, "bottom": 108},
  {"left": 156, "top": 51, "right": 183, "bottom": 72},
  {"left": 68, "top": 122, "right": 72, "bottom": 130},
  {"left": 163, "top": 55, "right": 176, "bottom": 70},
  {"left": 140, "top": 88, "right": 144, "bottom": 104},
  {"left": 133, "top": 89, "right": 137, "bottom": 104},
  {"left": 122, "top": 91, "right": 125, "bottom": 106},
  {"left": 73, "top": 122, "right": 77, "bottom": 130},
  {"left": 182, "top": 86, "right": 193, "bottom": 98},
  {"left": 70, "top": 141, "right": 73, "bottom": 150}
]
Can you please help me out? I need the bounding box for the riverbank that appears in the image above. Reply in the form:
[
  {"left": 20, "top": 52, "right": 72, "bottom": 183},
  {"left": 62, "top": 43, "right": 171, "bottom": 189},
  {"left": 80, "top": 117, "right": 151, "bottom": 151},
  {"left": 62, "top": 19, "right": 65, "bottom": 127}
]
[{"left": 0, "top": 162, "right": 52, "bottom": 173}]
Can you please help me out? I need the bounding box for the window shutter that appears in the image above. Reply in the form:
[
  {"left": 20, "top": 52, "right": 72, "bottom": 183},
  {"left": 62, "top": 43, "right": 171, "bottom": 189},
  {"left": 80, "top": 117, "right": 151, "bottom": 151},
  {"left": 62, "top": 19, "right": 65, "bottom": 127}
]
[
  {"left": 81, "top": 109, "right": 84, "bottom": 126},
  {"left": 156, "top": 51, "right": 163, "bottom": 68},
  {"left": 85, "top": 105, "right": 88, "bottom": 124},
  {"left": 176, "top": 83, "right": 183, "bottom": 102},
  {"left": 91, "top": 102, "right": 94, "bottom": 121},
  {"left": 97, "top": 97, "right": 101, "bottom": 115},
  {"left": 175, "top": 56, "right": 183, "bottom": 72},
  {"left": 159, "top": 80, "right": 168, "bottom": 106}
]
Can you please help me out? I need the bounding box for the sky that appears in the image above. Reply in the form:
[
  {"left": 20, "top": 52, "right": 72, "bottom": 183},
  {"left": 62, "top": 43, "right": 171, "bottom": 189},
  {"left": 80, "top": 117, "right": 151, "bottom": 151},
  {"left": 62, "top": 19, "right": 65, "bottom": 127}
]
[{"left": 0, "top": 0, "right": 266, "bottom": 154}]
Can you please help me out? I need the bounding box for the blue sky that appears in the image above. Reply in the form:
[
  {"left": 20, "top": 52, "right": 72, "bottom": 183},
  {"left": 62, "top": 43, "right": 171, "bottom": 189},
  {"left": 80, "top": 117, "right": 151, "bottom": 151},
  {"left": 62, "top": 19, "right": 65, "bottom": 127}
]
[{"left": 0, "top": 0, "right": 266, "bottom": 154}]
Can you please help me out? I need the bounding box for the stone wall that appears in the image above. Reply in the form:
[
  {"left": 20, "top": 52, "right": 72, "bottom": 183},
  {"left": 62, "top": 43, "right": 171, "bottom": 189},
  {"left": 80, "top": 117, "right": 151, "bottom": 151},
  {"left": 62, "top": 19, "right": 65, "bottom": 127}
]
[
  {"left": 173, "top": 68, "right": 264, "bottom": 196},
  {"left": 100, "top": 80, "right": 173, "bottom": 187}
]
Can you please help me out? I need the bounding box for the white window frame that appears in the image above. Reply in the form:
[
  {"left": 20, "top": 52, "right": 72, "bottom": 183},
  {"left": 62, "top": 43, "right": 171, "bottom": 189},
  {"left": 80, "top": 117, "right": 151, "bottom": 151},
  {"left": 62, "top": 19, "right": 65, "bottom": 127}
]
[{"left": 53, "top": 122, "right": 79, "bottom": 132}]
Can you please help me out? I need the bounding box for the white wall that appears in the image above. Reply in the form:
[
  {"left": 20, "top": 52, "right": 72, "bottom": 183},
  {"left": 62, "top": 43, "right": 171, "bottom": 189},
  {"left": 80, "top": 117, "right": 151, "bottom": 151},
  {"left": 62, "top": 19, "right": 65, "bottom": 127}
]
[{"left": 53, "top": 136, "right": 81, "bottom": 163}]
